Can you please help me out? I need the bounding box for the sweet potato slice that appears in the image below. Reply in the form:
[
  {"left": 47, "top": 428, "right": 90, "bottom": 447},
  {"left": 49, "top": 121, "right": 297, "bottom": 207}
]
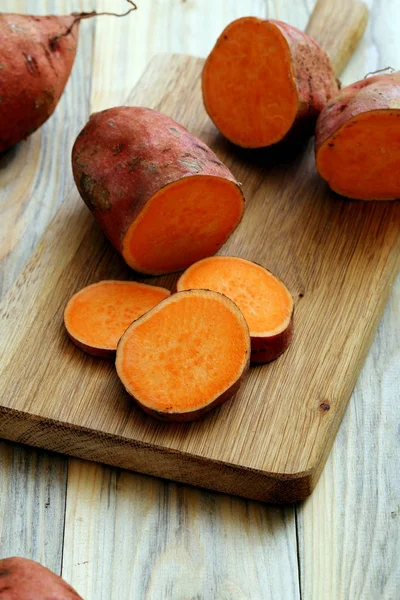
[
  {"left": 316, "top": 72, "right": 400, "bottom": 200},
  {"left": 72, "top": 107, "right": 245, "bottom": 275},
  {"left": 202, "top": 17, "right": 339, "bottom": 148},
  {"left": 177, "top": 256, "right": 293, "bottom": 363},
  {"left": 116, "top": 289, "right": 250, "bottom": 421},
  {"left": 64, "top": 280, "right": 170, "bottom": 357}
]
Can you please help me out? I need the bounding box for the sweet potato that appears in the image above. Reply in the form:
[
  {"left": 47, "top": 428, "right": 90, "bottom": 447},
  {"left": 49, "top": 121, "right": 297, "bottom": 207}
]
[
  {"left": 0, "top": 13, "right": 79, "bottom": 152},
  {"left": 72, "top": 107, "right": 245, "bottom": 275},
  {"left": 0, "top": 556, "right": 82, "bottom": 599},
  {"left": 315, "top": 71, "right": 400, "bottom": 200},
  {"left": 116, "top": 289, "right": 250, "bottom": 420},
  {"left": 177, "top": 256, "right": 294, "bottom": 363},
  {"left": 202, "top": 17, "right": 339, "bottom": 148},
  {"left": 0, "top": 3, "right": 137, "bottom": 153},
  {"left": 64, "top": 280, "right": 171, "bottom": 357}
]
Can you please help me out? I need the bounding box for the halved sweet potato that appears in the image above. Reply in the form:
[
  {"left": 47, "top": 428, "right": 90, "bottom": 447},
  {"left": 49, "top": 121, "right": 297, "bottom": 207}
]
[
  {"left": 72, "top": 107, "right": 245, "bottom": 275},
  {"left": 64, "top": 280, "right": 170, "bottom": 357},
  {"left": 177, "top": 256, "right": 293, "bottom": 363},
  {"left": 116, "top": 289, "right": 250, "bottom": 420},
  {"left": 316, "top": 72, "right": 400, "bottom": 200},
  {"left": 202, "top": 17, "right": 339, "bottom": 148}
]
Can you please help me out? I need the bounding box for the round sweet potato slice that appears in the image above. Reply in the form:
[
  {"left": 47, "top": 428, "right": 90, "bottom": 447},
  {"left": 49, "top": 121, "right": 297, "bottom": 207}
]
[
  {"left": 116, "top": 289, "right": 251, "bottom": 420},
  {"left": 64, "top": 280, "right": 170, "bottom": 357},
  {"left": 177, "top": 256, "right": 294, "bottom": 363}
]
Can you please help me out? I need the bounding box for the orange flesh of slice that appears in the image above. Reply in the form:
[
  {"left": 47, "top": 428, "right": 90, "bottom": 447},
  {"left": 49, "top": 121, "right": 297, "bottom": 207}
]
[
  {"left": 202, "top": 18, "right": 298, "bottom": 148},
  {"left": 177, "top": 256, "right": 293, "bottom": 337},
  {"left": 64, "top": 281, "right": 170, "bottom": 351},
  {"left": 122, "top": 176, "right": 244, "bottom": 275},
  {"left": 116, "top": 291, "right": 250, "bottom": 413},
  {"left": 317, "top": 111, "right": 400, "bottom": 200}
]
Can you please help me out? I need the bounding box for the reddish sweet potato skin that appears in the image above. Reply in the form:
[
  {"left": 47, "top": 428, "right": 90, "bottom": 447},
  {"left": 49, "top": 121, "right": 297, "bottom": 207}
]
[
  {"left": 0, "top": 14, "right": 79, "bottom": 152},
  {"left": 271, "top": 20, "right": 340, "bottom": 128},
  {"left": 0, "top": 557, "right": 82, "bottom": 599},
  {"left": 72, "top": 106, "right": 243, "bottom": 255},
  {"left": 250, "top": 313, "right": 294, "bottom": 364},
  {"left": 315, "top": 72, "right": 400, "bottom": 151}
]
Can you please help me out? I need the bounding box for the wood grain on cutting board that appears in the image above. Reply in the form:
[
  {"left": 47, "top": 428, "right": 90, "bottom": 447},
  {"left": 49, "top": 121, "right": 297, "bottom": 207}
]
[{"left": 0, "top": 53, "right": 398, "bottom": 503}]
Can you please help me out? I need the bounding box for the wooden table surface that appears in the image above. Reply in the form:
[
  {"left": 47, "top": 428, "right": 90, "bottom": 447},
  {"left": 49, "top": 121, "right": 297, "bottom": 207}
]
[{"left": 0, "top": 1, "right": 398, "bottom": 598}]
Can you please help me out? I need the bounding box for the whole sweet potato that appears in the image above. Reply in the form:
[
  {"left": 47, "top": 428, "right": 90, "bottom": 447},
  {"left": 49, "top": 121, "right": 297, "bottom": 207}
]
[
  {"left": 0, "top": 557, "right": 82, "bottom": 599},
  {"left": 315, "top": 71, "right": 400, "bottom": 200},
  {"left": 0, "top": 3, "right": 137, "bottom": 153},
  {"left": 72, "top": 106, "right": 245, "bottom": 275},
  {"left": 202, "top": 17, "right": 339, "bottom": 148},
  {"left": 0, "top": 13, "right": 79, "bottom": 152}
]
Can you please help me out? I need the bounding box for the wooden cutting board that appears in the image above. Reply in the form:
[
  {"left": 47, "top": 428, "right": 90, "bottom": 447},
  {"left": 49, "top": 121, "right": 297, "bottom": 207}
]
[{"left": 0, "top": 54, "right": 399, "bottom": 503}]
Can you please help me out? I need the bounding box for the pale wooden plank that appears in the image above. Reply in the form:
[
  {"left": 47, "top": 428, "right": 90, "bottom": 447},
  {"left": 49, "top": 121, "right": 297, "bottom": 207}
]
[
  {"left": 62, "top": 459, "right": 300, "bottom": 600},
  {"left": 297, "top": 0, "right": 400, "bottom": 597},
  {"left": 0, "top": 0, "right": 95, "bottom": 569},
  {"left": 0, "top": 440, "right": 67, "bottom": 570},
  {"left": 61, "top": 1, "right": 304, "bottom": 597}
]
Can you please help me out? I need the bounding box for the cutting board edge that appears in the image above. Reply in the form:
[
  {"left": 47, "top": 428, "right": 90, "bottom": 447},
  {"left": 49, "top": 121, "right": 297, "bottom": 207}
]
[{"left": 0, "top": 405, "right": 315, "bottom": 504}]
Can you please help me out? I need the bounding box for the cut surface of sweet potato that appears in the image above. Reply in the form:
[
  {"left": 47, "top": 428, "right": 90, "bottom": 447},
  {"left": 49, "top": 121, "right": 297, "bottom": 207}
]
[
  {"left": 203, "top": 18, "right": 297, "bottom": 147},
  {"left": 64, "top": 280, "right": 170, "bottom": 357},
  {"left": 317, "top": 110, "right": 400, "bottom": 200},
  {"left": 116, "top": 289, "right": 250, "bottom": 420},
  {"left": 122, "top": 175, "right": 244, "bottom": 274},
  {"left": 177, "top": 256, "right": 293, "bottom": 363}
]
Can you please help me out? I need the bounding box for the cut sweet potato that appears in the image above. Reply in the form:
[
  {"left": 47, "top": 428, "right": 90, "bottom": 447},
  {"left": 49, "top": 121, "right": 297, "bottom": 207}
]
[
  {"left": 316, "top": 72, "right": 400, "bottom": 200},
  {"left": 116, "top": 289, "right": 250, "bottom": 421},
  {"left": 202, "top": 17, "right": 339, "bottom": 148},
  {"left": 64, "top": 280, "right": 170, "bottom": 357},
  {"left": 72, "top": 107, "right": 245, "bottom": 275},
  {"left": 177, "top": 256, "right": 293, "bottom": 363}
]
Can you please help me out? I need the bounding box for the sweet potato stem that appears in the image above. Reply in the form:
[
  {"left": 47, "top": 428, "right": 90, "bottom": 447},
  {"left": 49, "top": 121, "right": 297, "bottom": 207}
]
[
  {"left": 363, "top": 66, "right": 394, "bottom": 78},
  {"left": 50, "top": 0, "right": 137, "bottom": 49}
]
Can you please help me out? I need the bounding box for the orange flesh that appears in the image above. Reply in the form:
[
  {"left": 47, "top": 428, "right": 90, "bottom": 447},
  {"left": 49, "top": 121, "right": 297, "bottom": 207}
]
[
  {"left": 177, "top": 256, "right": 293, "bottom": 336},
  {"left": 202, "top": 18, "right": 298, "bottom": 148},
  {"left": 317, "top": 111, "right": 400, "bottom": 200},
  {"left": 122, "top": 176, "right": 244, "bottom": 275},
  {"left": 64, "top": 281, "right": 170, "bottom": 352},
  {"left": 116, "top": 291, "right": 250, "bottom": 413}
]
